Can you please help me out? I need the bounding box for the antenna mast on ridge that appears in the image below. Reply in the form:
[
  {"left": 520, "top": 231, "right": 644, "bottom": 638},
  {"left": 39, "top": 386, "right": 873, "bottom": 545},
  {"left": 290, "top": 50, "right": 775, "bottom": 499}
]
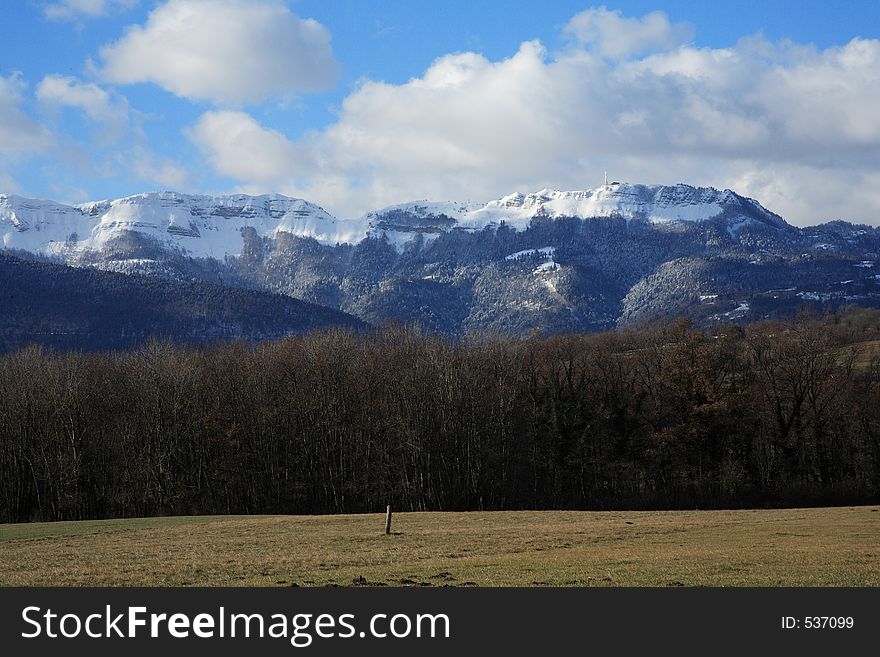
[{"left": 604, "top": 170, "right": 608, "bottom": 186}]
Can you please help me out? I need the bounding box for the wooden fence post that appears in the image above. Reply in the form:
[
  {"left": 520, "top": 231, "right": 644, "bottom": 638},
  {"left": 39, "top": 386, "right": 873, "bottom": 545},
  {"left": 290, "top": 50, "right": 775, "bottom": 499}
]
[{"left": 385, "top": 505, "right": 393, "bottom": 535}]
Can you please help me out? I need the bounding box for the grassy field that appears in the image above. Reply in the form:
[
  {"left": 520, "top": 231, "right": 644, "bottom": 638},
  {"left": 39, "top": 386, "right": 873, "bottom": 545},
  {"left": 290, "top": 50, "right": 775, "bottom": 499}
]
[{"left": 1, "top": 507, "right": 878, "bottom": 587}]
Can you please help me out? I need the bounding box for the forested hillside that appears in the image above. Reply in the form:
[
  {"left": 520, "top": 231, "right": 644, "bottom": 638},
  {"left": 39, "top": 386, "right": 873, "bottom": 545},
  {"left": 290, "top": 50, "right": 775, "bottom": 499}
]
[
  {"left": 2, "top": 309, "right": 879, "bottom": 522},
  {"left": 0, "top": 253, "right": 365, "bottom": 352}
]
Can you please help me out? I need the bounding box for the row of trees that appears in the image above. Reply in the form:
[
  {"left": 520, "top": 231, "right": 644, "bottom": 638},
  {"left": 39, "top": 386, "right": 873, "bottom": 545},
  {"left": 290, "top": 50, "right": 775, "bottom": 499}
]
[{"left": 1, "top": 310, "right": 879, "bottom": 523}]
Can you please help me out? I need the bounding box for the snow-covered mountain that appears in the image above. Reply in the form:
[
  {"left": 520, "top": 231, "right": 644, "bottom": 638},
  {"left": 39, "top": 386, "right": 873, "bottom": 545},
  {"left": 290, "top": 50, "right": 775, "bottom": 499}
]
[
  {"left": 2, "top": 183, "right": 787, "bottom": 262},
  {"left": 0, "top": 191, "right": 363, "bottom": 261},
  {"left": 365, "top": 183, "right": 788, "bottom": 250},
  {"left": 6, "top": 182, "right": 879, "bottom": 339},
  {"left": 472, "top": 183, "right": 785, "bottom": 228}
]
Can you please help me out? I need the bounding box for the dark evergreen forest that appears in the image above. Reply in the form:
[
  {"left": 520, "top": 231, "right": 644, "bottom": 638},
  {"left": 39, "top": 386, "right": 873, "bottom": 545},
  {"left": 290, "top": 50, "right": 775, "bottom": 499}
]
[
  {"left": 0, "top": 252, "right": 365, "bottom": 352},
  {"left": 2, "top": 309, "right": 879, "bottom": 523}
]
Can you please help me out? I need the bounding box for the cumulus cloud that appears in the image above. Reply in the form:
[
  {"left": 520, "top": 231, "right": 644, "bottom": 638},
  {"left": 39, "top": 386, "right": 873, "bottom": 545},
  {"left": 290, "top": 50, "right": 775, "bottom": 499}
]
[
  {"left": 98, "top": 0, "right": 338, "bottom": 104},
  {"left": 188, "top": 111, "right": 304, "bottom": 185},
  {"left": 44, "top": 0, "right": 138, "bottom": 21},
  {"left": 36, "top": 74, "right": 130, "bottom": 136},
  {"left": 34, "top": 74, "right": 189, "bottom": 189},
  {"left": 186, "top": 9, "right": 880, "bottom": 225},
  {"left": 191, "top": 42, "right": 596, "bottom": 213},
  {"left": 564, "top": 6, "right": 693, "bottom": 59}
]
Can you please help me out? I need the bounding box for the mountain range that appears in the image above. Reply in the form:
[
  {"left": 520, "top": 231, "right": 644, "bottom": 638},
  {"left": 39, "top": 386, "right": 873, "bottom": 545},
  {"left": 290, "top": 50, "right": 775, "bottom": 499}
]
[{"left": 3, "top": 182, "right": 880, "bottom": 344}]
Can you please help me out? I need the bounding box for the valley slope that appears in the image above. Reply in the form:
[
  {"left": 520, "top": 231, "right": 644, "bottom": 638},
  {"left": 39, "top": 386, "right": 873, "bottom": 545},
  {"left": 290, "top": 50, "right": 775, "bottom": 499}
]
[{"left": 0, "top": 252, "right": 365, "bottom": 352}]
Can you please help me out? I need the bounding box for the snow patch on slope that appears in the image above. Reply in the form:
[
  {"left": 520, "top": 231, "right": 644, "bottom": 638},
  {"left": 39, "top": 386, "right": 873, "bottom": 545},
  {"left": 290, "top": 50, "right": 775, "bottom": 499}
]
[
  {"left": 364, "top": 199, "right": 477, "bottom": 222},
  {"left": 505, "top": 247, "right": 556, "bottom": 261}
]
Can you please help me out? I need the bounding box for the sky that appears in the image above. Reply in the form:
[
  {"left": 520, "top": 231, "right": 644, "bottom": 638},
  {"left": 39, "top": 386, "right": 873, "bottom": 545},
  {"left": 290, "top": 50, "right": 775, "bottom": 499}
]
[{"left": 2, "top": 0, "right": 880, "bottom": 225}]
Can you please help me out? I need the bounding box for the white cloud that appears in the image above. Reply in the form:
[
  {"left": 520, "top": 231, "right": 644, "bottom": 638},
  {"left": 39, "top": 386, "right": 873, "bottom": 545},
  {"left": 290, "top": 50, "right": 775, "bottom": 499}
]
[
  {"left": 191, "top": 42, "right": 596, "bottom": 214},
  {"left": 130, "top": 149, "right": 190, "bottom": 188},
  {"left": 34, "top": 74, "right": 190, "bottom": 190},
  {"left": 0, "top": 74, "right": 52, "bottom": 193},
  {"left": 0, "top": 73, "right": 53, "bottom": 177},
  {"left": 188, "top": 110, "right": 304, "bottom": 185},
  {"left": 0, "top": 169, "right": 21, "bottom": 193},
  {"left": 36, "top": 74, "right": 130, "bottom": 136},
  {"left": 564, "top": 6, "right": 693, "bottom": 59},
  {"left": 187, "top": 10, "right": 880, "bottom": 225},
  {"left": 44, "top": 0, "right": 138, "bottom": 21},
  {"left": 99, "top": 0, "right": 338, "bottom": 104},
  {"left": 0, "top": 74, "right": 52, "bottom": 158}
]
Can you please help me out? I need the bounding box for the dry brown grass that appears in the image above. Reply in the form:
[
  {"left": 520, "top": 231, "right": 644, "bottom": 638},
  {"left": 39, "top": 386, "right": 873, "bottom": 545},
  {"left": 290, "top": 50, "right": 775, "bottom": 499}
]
[
  {"left": 842, "top": 338, "right": 880, "bottom": 371},
  {"left": 1, "top": 507, "right": 878, "bottom": 587}
]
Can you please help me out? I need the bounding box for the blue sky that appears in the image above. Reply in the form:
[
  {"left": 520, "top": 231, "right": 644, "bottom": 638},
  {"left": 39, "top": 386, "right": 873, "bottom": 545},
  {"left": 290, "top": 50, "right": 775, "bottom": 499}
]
[{"left": 2, "top": 0, "right": 880, "bottom": 224}]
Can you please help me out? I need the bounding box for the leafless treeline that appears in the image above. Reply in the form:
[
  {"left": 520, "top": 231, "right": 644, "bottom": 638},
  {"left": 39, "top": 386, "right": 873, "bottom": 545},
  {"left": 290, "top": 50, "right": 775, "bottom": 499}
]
[{"left": 1, "top": 310, "right": 879, "bottom": 522}]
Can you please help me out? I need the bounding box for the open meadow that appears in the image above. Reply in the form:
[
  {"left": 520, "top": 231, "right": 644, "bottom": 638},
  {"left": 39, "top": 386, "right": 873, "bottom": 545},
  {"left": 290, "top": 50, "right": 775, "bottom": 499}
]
[{"left": 1, "top": 507, "right": 878, "bottom": 587}]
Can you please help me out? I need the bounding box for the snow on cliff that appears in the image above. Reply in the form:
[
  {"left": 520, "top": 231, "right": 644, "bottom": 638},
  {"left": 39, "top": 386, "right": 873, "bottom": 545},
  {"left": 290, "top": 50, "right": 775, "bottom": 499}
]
[
  {"left": 1, "top": 192, "right": 363, "bottom": 260},
  {"left": 365, "top": 183, "right": 785, "bottom": 250},
  {"left": 462, "top": 183, "right": 784, "bottom": 230},
  {"left": 1, "top": 183, "right": 786, "bottom": 260}
]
